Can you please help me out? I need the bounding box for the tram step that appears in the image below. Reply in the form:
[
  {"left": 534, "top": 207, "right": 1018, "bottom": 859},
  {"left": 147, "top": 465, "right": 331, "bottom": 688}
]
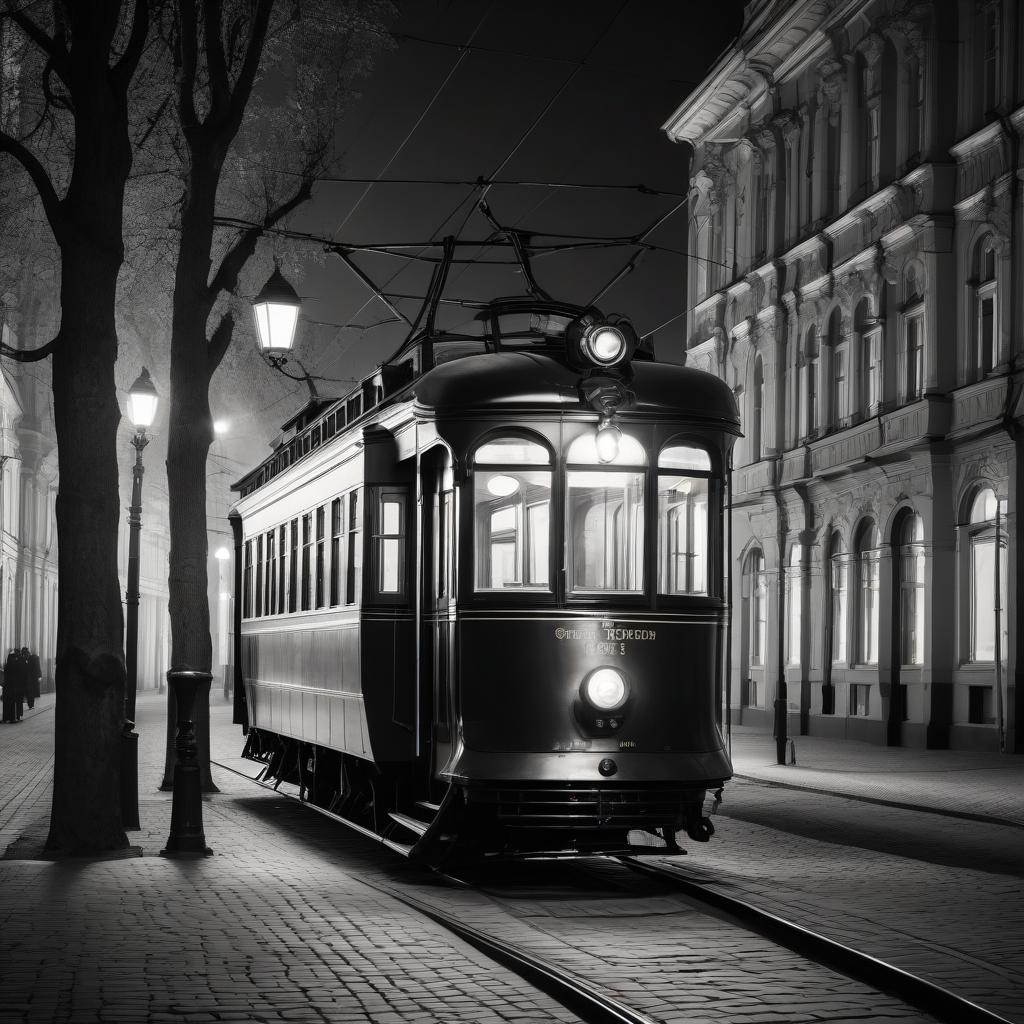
[
  {"left": 381, "top": 837, "right": 414, "bottom": 857},
  {"left": 388, "top": 811, "right": 429, "bottom": 836},
  {"left": 415, "top": 800, "right": 441, "bottom": 815}
]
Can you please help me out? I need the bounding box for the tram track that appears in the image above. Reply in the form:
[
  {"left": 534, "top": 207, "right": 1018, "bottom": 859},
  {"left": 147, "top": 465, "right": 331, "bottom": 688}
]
[{"left": 213, "top": 757, "right": 1015, "bottom": 1024}]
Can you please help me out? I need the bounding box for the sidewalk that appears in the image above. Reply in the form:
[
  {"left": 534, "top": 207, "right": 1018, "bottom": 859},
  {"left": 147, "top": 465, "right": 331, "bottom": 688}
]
[{"left": 725, "top": 725, "right": 1024, "bottom": 827}]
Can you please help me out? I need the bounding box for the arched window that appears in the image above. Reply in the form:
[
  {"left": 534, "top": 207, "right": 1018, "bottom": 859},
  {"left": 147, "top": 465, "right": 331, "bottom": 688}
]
[
  {"left": 855, "top": 299, "right": 881, "bottom": 419},
  {"left": 895, "top": 512, "right": 925, "bottom": 666},
  {"left": 827, "top": 308, "right": 847, "bottom": 429},
  {"left": 965, "top": 487, "right": 1006, "bottom": 663},
  {"left": 751, "top": 354, "right": 764, "bottom": 462},
  {"left": 472, "top": 436, "right": 552, "bottom": 592},
  {"left": 786, "top": 544, "right": 802, "bottom": 666},
  {"left": 827, "top": 530, "right": 848, "bottom": 667},
  {"left": 854, "top": 520, "right": 880, "bottom": 665},
  {"left": 745, "top": 552, "right": 770, "bottom": 671},
  {"left": 800, "top": 326, "right": 819, "bottom": 439},
  {"left": 973, "top": 235, "right": 998, "bottom": 379}
]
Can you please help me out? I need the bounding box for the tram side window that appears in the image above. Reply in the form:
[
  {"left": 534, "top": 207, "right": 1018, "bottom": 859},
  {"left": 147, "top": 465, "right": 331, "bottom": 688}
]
[
  {"left": 346, "top": 490, "right": 361, "bottom": 604},
  {"left": 473, "top": 437, "right": 552, "bottom": 592},
  {"left": 330, "top": 497, "right": 343, "bottom": 606},
  {"left": 278, "top": 525, "right": 287, "bottom": 613},
  {"left": 658, "top": 444, "right": 712, "bottom": 597},
  {"left": 265, "top": 530, "right": 276, "bottom": 614},
  {"left": 243, "top": 539, "right": 253, "bottom": 618},
  {"left": 371, "top": 487, "right": 407, "bottom": 598},
  {"left": 301, "top": 513, "right": 312, "bottom": 611},
  {"left": 288, "top": 518, "right": 298, "bottom": 612},
  {"left": 566, "top": 432, "right": 646, "bottom": 595},
  {"left": 315, "top": 506, "right": 326, "bottom": 608},
  {"left": 254, "top": 535, "right": 263, "bottom": 616}
]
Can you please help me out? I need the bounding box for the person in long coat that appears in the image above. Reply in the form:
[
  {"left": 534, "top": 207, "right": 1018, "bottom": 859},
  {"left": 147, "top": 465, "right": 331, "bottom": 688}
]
[
  {"left": 1, "top": 649, "right": 24, "bottom": 723},
  {"left": 23, "top": 648, "right": 40, "bottom": 710}
]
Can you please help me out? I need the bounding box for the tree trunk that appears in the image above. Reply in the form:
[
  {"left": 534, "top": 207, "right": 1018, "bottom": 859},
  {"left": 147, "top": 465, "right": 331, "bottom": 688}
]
[{"left": 46, "top": 246, "right": 128, "bottom": 854}]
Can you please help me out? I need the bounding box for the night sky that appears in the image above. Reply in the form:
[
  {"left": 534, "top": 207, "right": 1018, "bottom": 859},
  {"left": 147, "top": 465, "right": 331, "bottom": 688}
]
[{"left": 228, "top": 1, "right": 745, "bottom": 450}]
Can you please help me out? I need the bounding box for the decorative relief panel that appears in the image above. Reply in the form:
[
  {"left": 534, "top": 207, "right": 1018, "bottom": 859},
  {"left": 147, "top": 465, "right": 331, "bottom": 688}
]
[
  {"left": 734, "top": 459, "right": 776, "bottom": 497},
  {"left": 950, "top": 377, "right": 1009, "bottom": 433}
]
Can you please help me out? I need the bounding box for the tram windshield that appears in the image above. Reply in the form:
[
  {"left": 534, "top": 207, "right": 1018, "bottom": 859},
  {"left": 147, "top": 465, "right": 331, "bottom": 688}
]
[
  {"left": 566, "top": 433, "right": 645, "bottom": 595},
  {"left": 473, "top": 438, "right": 552, "bottom": 591}
]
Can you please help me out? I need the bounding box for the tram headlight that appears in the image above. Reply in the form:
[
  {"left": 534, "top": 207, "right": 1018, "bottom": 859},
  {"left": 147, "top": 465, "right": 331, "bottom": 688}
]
[
  {"left": 582, "top": 667, "right": 628, "bottom": 711},
  {"left": 567, "top": 312, "right": 638, "bottom": 369},
  {"left": 587, "top": 326, "right": 627, "bottom": 365}
]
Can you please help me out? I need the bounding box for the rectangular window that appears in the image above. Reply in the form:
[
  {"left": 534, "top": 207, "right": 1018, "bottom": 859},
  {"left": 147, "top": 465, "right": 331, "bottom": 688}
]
[
  {"left": 862, "top": 329, "right": 881, "bottom": 415},
  {"left": 288, "top": 519, "right": 298, "bottom": 612},
  {"left": 346, "top": 490, "right": 361, "bottom": 604},
  {"left": 373, "top": 489, "right": 407, "bottom": 597},
  {"left": 786, "top": 564, "right": 801, "bottom": 666},
  {"left": 983, "top": 6, "right": 999, "bottom": 113},
  {"left": 473, "top": 470, "right": 552, "bottom": 591},
  {"left": 567, "top": 471, "right": 644, "bottom": 593},
  {"left": 850, "top": 683, "right": 871, "bottom": 717},
  {"left": 866, "top": 103, "right": 880, "bottom": 184},
  {"left": 900, "top": 547, "right": 926, "bottom": 666},
  {"left": 243, "top": 539, "right": 253, "bottom": 619},
  {"left": 278, "top": 525, "right": 287, "bottom": 614},
  {"left": 266, "top": 530, "right": 276, "bottom": 615},
  {"left": 658, "top": 476, "right": 709, "bottom": 595},
  {"left": 832, "top": 346, "right": 848, "bottom": 427},
  {"left": 969, "top": 685, "right": 993, "bottom": 725},
  {"left": 970, "top": 535, "right": 996, "bottom": 661},
  {"left": 751, "top": 571, "right": 767, "bottom": 666},
  {"left": 301, "top": 513, "right": 312, "bottom": 611},
  {"left": 978, "top": 289, "right": 995, "bottom": 375},
  {"left": 254, "top": 535, "right": 263, "bottom": 617},
  {"left": 905, "top": 313, "right": 924, "bottom": 400},
  {"left": 330, "top": 497, "right": 343, "bottom": 606},
  {"left": 315, "top": 506, "right": 326, "bottom": 609}
]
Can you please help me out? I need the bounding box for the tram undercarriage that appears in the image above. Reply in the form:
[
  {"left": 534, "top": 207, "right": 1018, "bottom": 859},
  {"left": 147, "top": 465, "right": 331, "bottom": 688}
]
[{"left": 241, "top": 728, "right": 717, "bottom": 865}]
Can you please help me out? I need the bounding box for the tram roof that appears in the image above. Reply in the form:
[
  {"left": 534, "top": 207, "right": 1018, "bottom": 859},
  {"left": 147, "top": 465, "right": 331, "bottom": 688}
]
[{"left": 413, "top": 351, "right": 741, "bottom": 429}]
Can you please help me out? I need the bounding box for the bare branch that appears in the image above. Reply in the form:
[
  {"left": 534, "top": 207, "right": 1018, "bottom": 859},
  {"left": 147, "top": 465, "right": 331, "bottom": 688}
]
[
  {"left": 207, "top": 174, "right": 314, "bottom": 300},
  {"left": 220, "top": 0, "right": 274, "bottom": 135},
  {"left": 203, "top": 0, "right": 231, "bottom": 121},
  {"left": 174, "top": 0, "right": 199, "bottom": 129},
  {"left": 2, "top": 2, "right": 72, "bottom": 83},
  {"left": 0, "top": 129, "right": 63, "bottom": 238},
  {"left": 0, "top": 334, "right": 60, "bottom": 362},
  {"left": 206, "top": 311, "right": 234, "bottom": 375},
  {"left": 111, "top": 0, "right": 151, "bottom": 89}
]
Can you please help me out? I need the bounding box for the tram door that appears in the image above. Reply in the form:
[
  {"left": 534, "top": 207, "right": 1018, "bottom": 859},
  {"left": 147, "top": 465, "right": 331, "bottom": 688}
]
[{"left": 421, "top": 449, "right": 456, "bottom": 785}]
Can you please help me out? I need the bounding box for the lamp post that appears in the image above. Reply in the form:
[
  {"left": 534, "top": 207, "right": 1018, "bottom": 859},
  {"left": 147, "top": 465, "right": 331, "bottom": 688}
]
[{"left": 121, "top": 368, "right": 159, "bottom": 830}]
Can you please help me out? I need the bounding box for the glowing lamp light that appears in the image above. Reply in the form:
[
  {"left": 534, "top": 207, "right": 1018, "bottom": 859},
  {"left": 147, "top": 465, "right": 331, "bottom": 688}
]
[
  {"left": 583, "top": 667, "right": 627, "bottom": 711},
  {"left": 588, "top": 325, "right": 626, "bottom": 364},
  {"left": 594, "top": 421, "right": 621, "bottom": 463},
  {"left": 214, "top": 547, "right": 230, "bottom": 561},
  {"left": 486, "top": 473, "right": 520, "bottom": 497},
  {"left": 252, "top": 265, "right": 300, "bottom": 356},
  {"left": 127, "top": 368, "right": 159, "bottom": 430}
]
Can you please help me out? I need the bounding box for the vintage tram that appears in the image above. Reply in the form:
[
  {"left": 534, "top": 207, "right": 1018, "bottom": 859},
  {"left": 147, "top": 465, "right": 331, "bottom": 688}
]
[{"left": 231, "top": 295, "right": 740, "bottom": 863}]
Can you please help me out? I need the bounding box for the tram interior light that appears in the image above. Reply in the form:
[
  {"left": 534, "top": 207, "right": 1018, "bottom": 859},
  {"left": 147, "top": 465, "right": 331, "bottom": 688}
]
[
  {"left": 252, "top": 265, "right": 300, "bottom": 356},
  {"left": 584, "top": 667, "right": 627, "bottom": 711},
  {"left": 595, "top": 421, "right": 621, "bottom": 463},
  {"left": 127, "top": 368, "right": 159, "bottom": 430},
  {"left": 487, "top": 473, "right": 520, "bottom": 497}
]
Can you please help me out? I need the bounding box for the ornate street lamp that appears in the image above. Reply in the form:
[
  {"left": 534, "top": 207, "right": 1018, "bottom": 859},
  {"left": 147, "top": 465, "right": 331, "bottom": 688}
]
[
  {"left": 121, "top": 367, "right": 158, "bottom": 831},
  {"left": 252, "top": 262, "right": 301, "bottom": 365}
]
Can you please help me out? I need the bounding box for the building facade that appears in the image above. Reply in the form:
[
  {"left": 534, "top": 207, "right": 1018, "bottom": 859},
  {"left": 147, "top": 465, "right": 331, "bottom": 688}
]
[{"left": 664, "top": 0, "right": 1023, "bottom": 751}]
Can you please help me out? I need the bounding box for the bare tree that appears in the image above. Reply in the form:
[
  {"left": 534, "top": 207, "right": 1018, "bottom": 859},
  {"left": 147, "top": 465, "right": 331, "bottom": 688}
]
[
  {"left": 154, "top": 0, "right": 391, "bottom": 780},
  {"left": 0, "top": 1, "right": 150, "bottom": 854}
]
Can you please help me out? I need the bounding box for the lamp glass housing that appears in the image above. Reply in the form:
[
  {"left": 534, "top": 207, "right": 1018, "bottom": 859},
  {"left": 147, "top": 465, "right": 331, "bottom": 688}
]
[
  {"left": 252, "top": 267, "right": 300, "bottom": 355},
  {"left": 127, "top": 370, "right": 158, "bottom": 429}
]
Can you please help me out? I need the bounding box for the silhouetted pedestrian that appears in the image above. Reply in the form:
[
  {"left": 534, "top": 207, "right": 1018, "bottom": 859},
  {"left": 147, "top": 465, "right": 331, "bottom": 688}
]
[
  {"left": 1, "top": 648, "right": 26, "bottom": 723},
  {"left": 23, "top": 648, "right": 40, "bottom": 710}
]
